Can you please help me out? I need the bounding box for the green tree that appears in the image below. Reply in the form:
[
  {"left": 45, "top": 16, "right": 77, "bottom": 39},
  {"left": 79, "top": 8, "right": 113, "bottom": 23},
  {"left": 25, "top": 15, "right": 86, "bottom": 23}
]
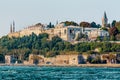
[
  {"left": 115, "top": 21, "right": 120, "bottom": 33},
  {"left": 0, "top": 54, "right": 5, "bottom": 63},
  {"left": 90, "top": 22, "right": 100, "bottom": 28},
  {"left": 96, "top": 36, "right": 102, "bottom": 41},
  {"left": 109, "top": 27, "right": 118, "bottom": 36},
  {"left": 47, "top": 22, "right": 54, "bottom": 28},
  {"left": 91, "top": 55, "right": 101, "bottom": 64},
  {"left": 80, "top": 22, "right": 91, "bottom": 27},
  {"left": 110, "top": 35, "right": 115, "bottom": 41},
  {"left": 112, "top": 20, "right": 116, "bottom": 27}
]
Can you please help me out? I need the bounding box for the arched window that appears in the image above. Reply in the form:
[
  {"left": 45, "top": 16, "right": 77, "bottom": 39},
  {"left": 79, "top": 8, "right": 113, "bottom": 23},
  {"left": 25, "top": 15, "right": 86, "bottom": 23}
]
[
  {"left": 70, "top": 29, "right": 74, "bottom": 34},
  {"left": 70, "top": 29, "right": 72, "bottom": 34}
]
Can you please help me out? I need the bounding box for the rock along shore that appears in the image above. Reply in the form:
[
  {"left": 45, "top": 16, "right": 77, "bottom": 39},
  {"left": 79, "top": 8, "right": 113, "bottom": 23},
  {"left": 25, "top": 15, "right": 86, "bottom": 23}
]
[{"left": 1, "top": 64, "right": 120, "bottom": 68}]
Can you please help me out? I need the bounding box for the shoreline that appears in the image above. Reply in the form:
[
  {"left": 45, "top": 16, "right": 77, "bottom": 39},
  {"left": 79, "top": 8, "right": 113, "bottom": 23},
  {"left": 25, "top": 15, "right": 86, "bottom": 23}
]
[
  {"left": 1, "top": 64, "right": 120, "bottom": 68},
  {"left": 38, "top": 64, "right": 120, "bottom": 68}
]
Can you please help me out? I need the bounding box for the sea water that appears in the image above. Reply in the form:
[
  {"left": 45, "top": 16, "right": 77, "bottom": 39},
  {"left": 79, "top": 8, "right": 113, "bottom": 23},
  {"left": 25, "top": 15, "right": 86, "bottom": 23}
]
[{"left": 0, "top": 66, "right": 120, "bottom": 80}]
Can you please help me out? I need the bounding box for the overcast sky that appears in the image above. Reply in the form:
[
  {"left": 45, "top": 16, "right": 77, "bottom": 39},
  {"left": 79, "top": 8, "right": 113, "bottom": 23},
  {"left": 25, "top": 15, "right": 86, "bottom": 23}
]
[{"left": 0, "top": 0, "right": 120, "bottom": 37}]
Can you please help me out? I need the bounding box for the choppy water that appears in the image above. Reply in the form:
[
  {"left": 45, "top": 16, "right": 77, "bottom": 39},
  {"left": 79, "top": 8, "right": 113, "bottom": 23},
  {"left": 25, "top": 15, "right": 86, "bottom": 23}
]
[{"left": 0, "top": 66, "right": 120, "bottom": 80}]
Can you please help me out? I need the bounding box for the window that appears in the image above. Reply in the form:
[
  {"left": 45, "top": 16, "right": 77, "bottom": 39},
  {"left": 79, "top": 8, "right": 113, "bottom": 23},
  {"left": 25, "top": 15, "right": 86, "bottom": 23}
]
[
  {"left": 70, "top": 29, "right": 72, "bottom": 34},
  {"left": 70, "top": 29, "right": 74, "bottom": 34}
]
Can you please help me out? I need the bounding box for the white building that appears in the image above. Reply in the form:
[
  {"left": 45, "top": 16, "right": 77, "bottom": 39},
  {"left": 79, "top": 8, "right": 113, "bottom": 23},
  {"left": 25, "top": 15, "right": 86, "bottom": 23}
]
[
  {"left": 54, "top": 24, "right": 83, "bottom": 42},
  {"left": 82, "top": 28, "right": 99, "bottom": 35},
  {"left": 88, "top": 30, "right": 109, "bottom": 40}
]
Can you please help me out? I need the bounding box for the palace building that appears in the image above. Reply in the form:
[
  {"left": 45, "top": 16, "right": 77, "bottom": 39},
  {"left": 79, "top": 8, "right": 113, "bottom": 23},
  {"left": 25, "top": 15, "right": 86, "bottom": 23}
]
[{"left": 8, "top": 12, "right": 110, "bottom": 42}]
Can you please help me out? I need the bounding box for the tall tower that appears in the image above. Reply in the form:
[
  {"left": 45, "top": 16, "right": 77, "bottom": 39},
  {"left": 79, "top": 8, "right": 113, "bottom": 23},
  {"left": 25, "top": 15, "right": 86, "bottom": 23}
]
[
  {"left": 102, "top": 12, "right": 108, "bottom": 27},
  {"left": 56, "top": 20, "right": 58, "bottom": 25},
  {"left": 10, "top": 24, "right": 13, "bottom": 33},
  {"left": 10, "top": 21, "right": 15, "bottom": 33},
  {"left": 13, "top": 21, "right": 15, "bottom": 32}
]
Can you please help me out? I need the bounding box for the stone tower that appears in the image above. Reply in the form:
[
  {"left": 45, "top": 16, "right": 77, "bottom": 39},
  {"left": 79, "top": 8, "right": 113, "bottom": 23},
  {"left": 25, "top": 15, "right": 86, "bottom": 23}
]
[{"left": 102, "top": 12, "right": 108, "bottom": 27}]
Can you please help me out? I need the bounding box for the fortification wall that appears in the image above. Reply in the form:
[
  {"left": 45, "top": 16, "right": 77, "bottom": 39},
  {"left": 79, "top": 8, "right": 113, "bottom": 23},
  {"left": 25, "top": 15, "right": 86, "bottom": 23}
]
[
  {"left": 8, "top": 25, "right": 79, "bottom": 42},
  {"left": 8, "top": 32, "right": 20, "bottom": 38},
  {"left": 19, "top": 29, "right": 43, "bottom": 37}
]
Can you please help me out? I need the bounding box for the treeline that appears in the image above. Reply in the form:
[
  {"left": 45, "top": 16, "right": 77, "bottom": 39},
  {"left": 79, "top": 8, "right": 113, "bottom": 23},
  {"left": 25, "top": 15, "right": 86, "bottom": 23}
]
[
  {"left": 60, "top": 21, "right": 100, "bottom": 28},
  {"left": 0, "top": 33, "right": 120, "bottom": 60}
]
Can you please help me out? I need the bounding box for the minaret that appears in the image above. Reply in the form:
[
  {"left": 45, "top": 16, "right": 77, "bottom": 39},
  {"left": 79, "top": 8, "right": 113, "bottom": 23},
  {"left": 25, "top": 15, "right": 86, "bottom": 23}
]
[
  {"left": 10, "top": 24, "right": 13, "bottom": 33},
  {"left": 13, "top": 21, "right": 15, "bottom": 32},
  {"left": 102, "top": 11, "right": 108, "bottom": 27},
  {"left": 56, "top": 20, "right": 58, "bottom": 25}
]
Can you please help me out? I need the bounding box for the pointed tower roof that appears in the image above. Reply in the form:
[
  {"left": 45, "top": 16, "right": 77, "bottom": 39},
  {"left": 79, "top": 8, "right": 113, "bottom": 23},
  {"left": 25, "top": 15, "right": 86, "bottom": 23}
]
[
  {"left": 104, "top": 11, "right": 108, "bottom": 20},
  {"left": 102, "top": 11, "right": 108, "bottom": 27}
]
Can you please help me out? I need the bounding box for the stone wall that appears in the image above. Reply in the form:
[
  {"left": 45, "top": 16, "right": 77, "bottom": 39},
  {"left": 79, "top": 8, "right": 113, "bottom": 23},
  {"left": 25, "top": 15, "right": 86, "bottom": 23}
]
[{"left": 28, "top": 54, "right": 85, "bottom": 65}]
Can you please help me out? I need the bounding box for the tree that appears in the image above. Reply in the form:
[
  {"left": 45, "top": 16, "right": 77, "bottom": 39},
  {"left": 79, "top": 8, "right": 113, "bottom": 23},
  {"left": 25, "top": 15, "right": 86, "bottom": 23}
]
[
  {"left": 64, "top": 42, "right": 73, "bottom": 51},
  {"left": 91, "top": 55, "right": 101, "bottom": 64},
  {"left": 106, "top": 23, "right": 111, "bottom": 28},
  {"left": 47, "top": 22, "right": 54, "bottom": 28},
  {"left": 96, "top": 36, "right": 102, "bottom": 41},
  {"left": 110, "top": 35, "right": 115, "bottom": 41},
  {"left": 115, "top": 21, "right": 120, "bottom": 32},
  {"left": 0, "top": 54, "right": 5, "bottom": 63},
  {"left": 61, "top": 21, "right": 79, "bottom": 26},
  {"left": 45, "top": 51, "right": 59, "bottom": 57},
  {"left": 35, "top": 23, "right": 43, "bottom": 26},
  {"left": 87, "top": 51, "right": 96, "bottom": 54},
  {"left": 80, "top": 22, "right": 91, "bottom": 27},
  {"left": 103, "top": 36, "right": 109, "bottom": 41},
  {"left": 101, "top": 27, "right": 108, "bottom": 31},
  {"left": 52, "top": 36, "right": 62, "bottom": 44},
  {"left": 109, "top": 27, "right": 118, "bottom": 36},
  {"left": 111, "top": 20, "right": 116, "bottom": 27},
  {"left": 90, "top": 22, "right": 100, "bottom": 28},
  {"left": 115, "top": 34, "right": 120, "bottom": 40},
  {"left": 31, "top": 49, "right": 39, "bottom": 55}
]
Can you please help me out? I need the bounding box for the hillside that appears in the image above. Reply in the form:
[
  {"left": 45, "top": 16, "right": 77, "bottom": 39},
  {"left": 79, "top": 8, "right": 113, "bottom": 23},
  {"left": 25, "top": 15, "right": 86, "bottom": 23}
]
[{"left": 0, "top": 33, "right": 120, "bottom": 61}]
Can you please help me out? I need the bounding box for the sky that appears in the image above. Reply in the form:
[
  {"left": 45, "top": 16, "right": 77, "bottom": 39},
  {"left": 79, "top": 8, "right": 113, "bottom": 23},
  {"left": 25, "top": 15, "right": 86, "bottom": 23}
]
[{"left": 0, "top": 0, "right": 120, "bottom": 37}]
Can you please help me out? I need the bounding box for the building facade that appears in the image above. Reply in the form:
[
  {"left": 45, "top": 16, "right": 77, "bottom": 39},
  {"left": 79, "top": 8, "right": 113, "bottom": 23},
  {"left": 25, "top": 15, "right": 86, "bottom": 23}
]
[
  {"left": 8, "top": 23, "right": 83, "bottom": 42},
  {"left": 88, "top": 29, "right": 109, "bottom": 40}
]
